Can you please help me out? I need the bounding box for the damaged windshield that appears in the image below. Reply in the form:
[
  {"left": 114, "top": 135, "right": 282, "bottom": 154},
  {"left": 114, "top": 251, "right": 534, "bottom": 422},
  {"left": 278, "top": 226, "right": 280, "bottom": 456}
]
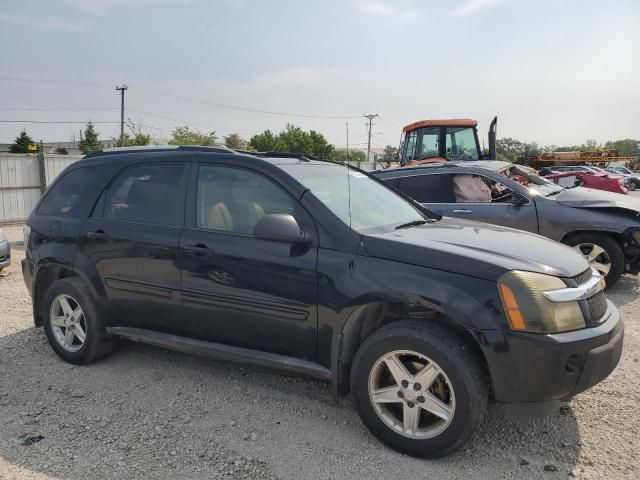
[{"left": 502, "top": 165, "right": 565, "bottom": 196}]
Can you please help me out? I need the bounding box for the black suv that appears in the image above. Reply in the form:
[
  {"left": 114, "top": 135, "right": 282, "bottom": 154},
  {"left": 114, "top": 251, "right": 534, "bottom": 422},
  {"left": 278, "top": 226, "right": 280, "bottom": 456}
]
[{"left": 22, "top": 146, "right": 623, "bottom": 458}]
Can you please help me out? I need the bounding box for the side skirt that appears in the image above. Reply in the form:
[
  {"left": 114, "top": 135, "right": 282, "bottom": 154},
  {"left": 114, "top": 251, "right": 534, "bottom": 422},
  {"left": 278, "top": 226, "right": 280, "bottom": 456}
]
[{"left": 106, "top": 326, "right": 332, "bottom": 381}]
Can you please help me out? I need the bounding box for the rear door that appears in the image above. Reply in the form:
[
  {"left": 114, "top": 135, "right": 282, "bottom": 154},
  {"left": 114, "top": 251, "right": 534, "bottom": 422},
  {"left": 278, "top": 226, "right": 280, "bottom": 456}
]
[
  {"left": 79, "top": 162, "right": 189, "bottom": 335},
  {"left": 394, "top": 172, "right": 539, "bottom": 233},
  {"left": 179, "top": 164, "right": 318, "bottom": 360}
]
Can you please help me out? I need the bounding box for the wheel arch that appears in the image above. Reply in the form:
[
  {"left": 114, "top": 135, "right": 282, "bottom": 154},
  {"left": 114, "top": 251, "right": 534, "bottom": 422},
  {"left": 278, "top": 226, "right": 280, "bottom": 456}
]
[
  {"left": 33, "top": 261, "right": 106, "bottom": 327},
  {"left": 331, "top": 298, "right": 491, "bottom": 400}
]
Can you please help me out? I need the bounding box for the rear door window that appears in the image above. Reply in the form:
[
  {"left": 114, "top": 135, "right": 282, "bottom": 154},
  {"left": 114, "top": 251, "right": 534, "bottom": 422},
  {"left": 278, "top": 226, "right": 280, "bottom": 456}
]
[
  {"left": 104, "top": 164, "right": 187, "bottom": 226},
  {"left": 396, "top": 174, "right": 456, "bottom": 203},
  {"left": 38, "top": 167, "right": 103, "bottom": 218}
]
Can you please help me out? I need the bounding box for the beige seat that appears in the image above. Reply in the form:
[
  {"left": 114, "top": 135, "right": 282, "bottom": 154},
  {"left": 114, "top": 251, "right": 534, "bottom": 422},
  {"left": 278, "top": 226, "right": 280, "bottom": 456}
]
[{"left": 207, "top": 202, "right": 234, "bottom": 231}]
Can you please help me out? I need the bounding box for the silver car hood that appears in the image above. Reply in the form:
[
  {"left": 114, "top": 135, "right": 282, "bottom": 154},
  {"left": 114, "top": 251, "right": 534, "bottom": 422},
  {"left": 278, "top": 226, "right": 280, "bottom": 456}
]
[{"left": 554, "top": 187, "right": 640, "bottom": 215}]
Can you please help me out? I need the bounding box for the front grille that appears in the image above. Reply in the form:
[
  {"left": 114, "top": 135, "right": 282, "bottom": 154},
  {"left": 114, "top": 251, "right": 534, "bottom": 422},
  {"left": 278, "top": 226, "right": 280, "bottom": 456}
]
[
  {"left": 587, "top": 291, "right": 608, "bottom": 323},
  {"left": 572, "top": 268, "right": 592, "bottom": 286}
]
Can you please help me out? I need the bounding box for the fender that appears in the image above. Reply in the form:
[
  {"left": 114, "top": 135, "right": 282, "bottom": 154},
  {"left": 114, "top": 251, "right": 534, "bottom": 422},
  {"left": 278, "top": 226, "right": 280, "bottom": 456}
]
[{"left": 318, "top": 251, "right": 504, "bottom": 399}]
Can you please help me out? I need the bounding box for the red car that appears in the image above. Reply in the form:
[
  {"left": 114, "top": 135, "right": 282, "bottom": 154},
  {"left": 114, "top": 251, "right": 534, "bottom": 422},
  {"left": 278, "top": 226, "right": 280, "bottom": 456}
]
[{"left": 540, "top": 167, "right": 627, "bottom": 194}]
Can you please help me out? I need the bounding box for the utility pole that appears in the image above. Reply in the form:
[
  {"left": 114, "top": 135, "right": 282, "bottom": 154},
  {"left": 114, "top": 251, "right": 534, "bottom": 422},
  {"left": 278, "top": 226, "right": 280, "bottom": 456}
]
[
  {"left": 116, "top": 84, "right": 128, "bottom": 147},
  {"left": 364, "top": 114, "right": 378, "bottom": 164},
  {"left": 346, "top": 122, "right": 349, "bottom": 164}
]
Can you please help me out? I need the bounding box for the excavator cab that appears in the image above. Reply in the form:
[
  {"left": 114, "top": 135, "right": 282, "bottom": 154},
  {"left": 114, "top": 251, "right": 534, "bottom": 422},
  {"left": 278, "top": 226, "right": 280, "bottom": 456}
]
[{"left": 399, "top": 117, "right": 497, "bottom": 166}]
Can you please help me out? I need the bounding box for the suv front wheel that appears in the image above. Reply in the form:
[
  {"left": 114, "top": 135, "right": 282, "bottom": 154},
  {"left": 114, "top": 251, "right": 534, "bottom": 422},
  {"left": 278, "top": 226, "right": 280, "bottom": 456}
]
[
  {"left": 350, "top": 321, "right": 488, "bottom": 458},
  {"left": 43, "top": 278, "right": 113, "bottom": 364}
]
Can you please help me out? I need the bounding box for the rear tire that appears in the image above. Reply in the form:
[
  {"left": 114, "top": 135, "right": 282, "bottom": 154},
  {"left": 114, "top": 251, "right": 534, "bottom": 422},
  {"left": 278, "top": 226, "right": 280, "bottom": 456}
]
[
  {"left": 563, "top": 233, "right": 625, "bottom": 288},
  {"left": 42, "top": 277, "right": 113, "bottom": 364},
  {"left": 350, "top": 321, "right": 488, "bottom": 458}
]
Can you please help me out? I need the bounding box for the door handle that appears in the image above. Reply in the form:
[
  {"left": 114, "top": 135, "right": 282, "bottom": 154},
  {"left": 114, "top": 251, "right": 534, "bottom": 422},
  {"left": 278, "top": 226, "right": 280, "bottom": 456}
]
[
  {"left": 452, "top": 209, "right": 473, "bottom": 214},
  {"left": 183, "top": 244, "right": 214, "bottom": 257},
  {"left": 87, "top": 230, "right": 107, "bottom": 241}
]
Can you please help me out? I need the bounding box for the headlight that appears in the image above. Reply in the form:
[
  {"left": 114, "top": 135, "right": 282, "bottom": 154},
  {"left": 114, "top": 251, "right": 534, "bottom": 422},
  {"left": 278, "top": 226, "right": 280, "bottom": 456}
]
[
  {"left": 631, "top": 229, "right": 640, "bottom": 244},
  {"left": 498, "top": 271, "right": 585, "bottom": 333}
]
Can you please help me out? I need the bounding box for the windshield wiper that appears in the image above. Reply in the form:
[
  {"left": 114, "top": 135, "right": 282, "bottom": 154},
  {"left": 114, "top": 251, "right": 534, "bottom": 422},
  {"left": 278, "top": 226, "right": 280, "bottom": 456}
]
[{"left": 395, "top": 219, "right": 429, "bottom": 230}]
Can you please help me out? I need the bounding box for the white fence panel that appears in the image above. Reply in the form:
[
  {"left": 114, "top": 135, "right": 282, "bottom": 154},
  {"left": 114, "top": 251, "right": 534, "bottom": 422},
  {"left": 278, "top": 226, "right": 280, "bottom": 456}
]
[
  {"left": 45, "top": 155, "right": 82, "bottom": 185},
  {"left": 0, "top": 153, "right": 84, "bottom": 223}
]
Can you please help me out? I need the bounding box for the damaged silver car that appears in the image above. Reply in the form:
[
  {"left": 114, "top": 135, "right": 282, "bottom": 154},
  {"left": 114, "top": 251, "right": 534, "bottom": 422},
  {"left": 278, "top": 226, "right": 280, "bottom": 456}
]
[{"left": 373, "top": 160, "right": 640, "bottom": 287}]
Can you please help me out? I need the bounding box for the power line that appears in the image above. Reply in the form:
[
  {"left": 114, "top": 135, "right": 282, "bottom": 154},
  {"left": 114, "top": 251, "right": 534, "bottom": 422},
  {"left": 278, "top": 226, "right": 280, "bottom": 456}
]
[
  {"left": 0, "top": 120, "right": 121, "bottom": 124},
  {"left": 0, "top": 106, "right": 118, "bottom": 111},
  {"left": 0, "top": 75, "right": 363, "bottom": 120}
]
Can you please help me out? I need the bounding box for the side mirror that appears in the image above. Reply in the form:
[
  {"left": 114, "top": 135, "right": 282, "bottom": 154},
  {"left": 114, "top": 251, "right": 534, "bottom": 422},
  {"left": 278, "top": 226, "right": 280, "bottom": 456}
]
[{"left": 253, "top": 214, "right": 312, "bottom": 244}]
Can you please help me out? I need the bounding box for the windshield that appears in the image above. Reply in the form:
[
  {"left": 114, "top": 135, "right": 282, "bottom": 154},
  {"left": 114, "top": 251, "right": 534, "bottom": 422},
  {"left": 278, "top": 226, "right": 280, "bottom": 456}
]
[
  {"left": 503, "top": 165, "right": 565, "bottom": 196},
  {"left": 281, "top": 164, "right": 429, "bottom": 233},
  {"left": 445, "top": 127, "right": 479, "bottom": 161}
]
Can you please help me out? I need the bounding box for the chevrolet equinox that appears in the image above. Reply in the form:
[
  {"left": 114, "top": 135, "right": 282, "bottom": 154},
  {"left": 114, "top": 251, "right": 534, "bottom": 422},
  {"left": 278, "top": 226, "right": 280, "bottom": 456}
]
[{"left": 22, "top": 146, "right": 624, "bottom": 457}]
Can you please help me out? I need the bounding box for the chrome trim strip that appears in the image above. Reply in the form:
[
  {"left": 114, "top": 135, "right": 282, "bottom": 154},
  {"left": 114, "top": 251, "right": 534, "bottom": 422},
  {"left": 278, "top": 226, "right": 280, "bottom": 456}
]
[{"left": 543, "top": 268, "right": 605, "bottom": 303}]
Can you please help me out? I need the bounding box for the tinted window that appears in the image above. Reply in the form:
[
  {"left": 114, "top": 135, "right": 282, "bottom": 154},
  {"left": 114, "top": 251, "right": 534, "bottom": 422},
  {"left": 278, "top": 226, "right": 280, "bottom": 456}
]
[
  {"left": 397, "top": 174, "right": 456, "bottom": 203},
  {"left": 38, "top": 167, "right": 102, "bottom": 218},
  {"left": 197, "top": 166, "right": 306, "bottom": 235},
  {"left": 105, "top": 164, "right": 186, "bottom": 226}
]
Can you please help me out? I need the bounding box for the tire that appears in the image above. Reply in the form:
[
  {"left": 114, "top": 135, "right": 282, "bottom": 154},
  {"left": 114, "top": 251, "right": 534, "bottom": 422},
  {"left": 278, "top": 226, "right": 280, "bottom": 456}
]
[
  {"left": 627, "top": 182, "right": 636, "bottom": 191},
  {"left": 350, "top": 321, "right": 488, "bottom": 458},
  {"left": 42, "top": 277, "right": 113, "bottom": 364},
  {"left": 563, "top": 233, "right": 625, "bottom": 288}
]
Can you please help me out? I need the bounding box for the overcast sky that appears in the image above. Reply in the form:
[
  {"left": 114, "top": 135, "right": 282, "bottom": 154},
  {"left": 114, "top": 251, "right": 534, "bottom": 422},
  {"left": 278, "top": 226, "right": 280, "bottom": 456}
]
[{"left": 1, "top": 0, "right": 638, "bottom": 149}]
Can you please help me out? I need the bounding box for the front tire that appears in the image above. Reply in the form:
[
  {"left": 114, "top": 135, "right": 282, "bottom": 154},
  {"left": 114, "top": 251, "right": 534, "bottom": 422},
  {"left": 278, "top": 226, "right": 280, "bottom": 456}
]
[
  {"left": 42, "top": 278, "right": 113, "bottom": 364},
  {"left": 350, "top": 321, "right": 488, "bottom": 458},
  {"left": 563, "top": 233, "right": 625, "bottom": 288}
]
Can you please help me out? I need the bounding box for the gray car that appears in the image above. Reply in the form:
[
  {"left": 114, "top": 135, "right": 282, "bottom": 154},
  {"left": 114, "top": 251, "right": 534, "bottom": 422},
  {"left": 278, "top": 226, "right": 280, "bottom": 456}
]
[
  {"left": 372, "top": 161, "right": 640, "bottom": 287},
  {"left": 0, "top": 228, "right": 10, "bottom": 271}
]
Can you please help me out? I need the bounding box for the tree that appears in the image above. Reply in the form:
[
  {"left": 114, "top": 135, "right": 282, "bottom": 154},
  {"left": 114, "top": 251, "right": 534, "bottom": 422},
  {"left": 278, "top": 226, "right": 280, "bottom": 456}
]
[
  {"left": 169, "top": 126, "right": 217, "bottom": 146},
  {"left": 604, "top": 139, "right": 639, "bottom": 157},
  {"left": 224, "top": 133, "right": 247, "bottom": 150},
  {"left": 9, "top": 130, "right": 35, "bottom": 153},
  {"left": 496, "top": 137, "right": 542, "bottom": 163},
  {"left": 329, "top": 148, "right": 366, "bottom": 163},
  {"left": 78, "top": 122, "right": 101, "bottom": 154},
  {"left": 381, "top": 145, "right": 399, "bottom": 163},
  {"left": 248, "top": 124, "right": 334, "bottom": 158},
  {"left": 248, "top": 129, "right": 284, "bottom": 152},
  {"left": 113, "top": 121, "right": 152, "bottom": 147}
]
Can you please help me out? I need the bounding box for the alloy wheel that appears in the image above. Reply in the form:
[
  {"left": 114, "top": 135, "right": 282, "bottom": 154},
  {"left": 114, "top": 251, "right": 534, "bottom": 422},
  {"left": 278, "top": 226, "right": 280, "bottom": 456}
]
[
  {"left": 49, "top": 294, "right": 87, "bottom": 352},
  {"left": 368, "top": 350, "right": 456, "bottom": 439},
  {"left": 575, "top": 243, "right": 612, "bottom": 276}
]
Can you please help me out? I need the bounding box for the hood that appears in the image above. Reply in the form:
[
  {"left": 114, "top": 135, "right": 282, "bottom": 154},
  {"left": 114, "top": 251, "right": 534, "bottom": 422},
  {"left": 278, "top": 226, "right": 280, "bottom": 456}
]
[
  {"left": 554, "top": 186, "right": 640, "bottom": 214},
  {"left": 362, "top": 217, "right": 588, "bottom": 281}
]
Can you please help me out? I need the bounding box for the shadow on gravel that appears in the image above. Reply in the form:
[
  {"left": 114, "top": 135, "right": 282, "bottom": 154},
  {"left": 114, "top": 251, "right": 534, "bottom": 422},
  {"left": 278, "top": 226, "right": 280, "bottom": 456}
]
[
  {"left": 0, "top": 328, "right": 582, "bottom": 479},
  {"left": 605, "top": 275, "right": 640, "bottom": 308}
]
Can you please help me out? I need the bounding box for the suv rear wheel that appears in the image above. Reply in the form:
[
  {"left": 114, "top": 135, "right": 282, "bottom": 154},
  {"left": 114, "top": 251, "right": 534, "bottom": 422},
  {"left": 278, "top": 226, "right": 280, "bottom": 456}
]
[
  {"left": 350, "top": 321, "right": 488, "bottom": 458},
  {"left": 43, "top": 278, "right": 113, "bottom": 364},
  {"left": 564, "top": 233, "right": 624, "bottom": 288}
]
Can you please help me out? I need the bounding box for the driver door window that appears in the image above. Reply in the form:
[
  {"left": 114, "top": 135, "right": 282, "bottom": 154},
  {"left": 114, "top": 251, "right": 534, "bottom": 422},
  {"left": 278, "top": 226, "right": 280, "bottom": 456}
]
[{"left": 196, "top": 166, "right": 301, "bottom": 235}]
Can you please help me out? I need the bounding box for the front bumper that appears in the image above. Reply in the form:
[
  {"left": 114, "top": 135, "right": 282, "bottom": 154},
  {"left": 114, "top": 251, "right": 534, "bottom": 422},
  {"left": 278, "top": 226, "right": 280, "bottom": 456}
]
[
  {"left": 0, "top": 240, "right": 10, "bottom": 268},
  {"left": 478, "top": 299, "right": 623, "bottom": 407}
]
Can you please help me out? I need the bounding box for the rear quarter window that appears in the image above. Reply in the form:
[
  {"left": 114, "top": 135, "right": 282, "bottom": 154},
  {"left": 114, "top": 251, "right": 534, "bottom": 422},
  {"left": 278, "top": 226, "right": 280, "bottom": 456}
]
[{"left": 37, "top": 167, "right": 105, "bottom": 218}]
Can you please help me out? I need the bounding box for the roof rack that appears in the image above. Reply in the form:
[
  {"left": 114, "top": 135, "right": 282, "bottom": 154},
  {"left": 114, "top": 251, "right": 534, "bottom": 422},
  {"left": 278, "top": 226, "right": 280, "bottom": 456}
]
[
  {"left": 250, "top": 151, "right": 318, "bottom": 162},
  {"left": 84, "top": 145, "right": 235, "bottom": 158}
]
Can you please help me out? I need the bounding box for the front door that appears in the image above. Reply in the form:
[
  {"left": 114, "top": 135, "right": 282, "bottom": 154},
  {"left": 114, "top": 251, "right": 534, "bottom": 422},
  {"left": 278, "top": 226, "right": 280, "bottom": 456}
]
[
  {"left": 395, "top": 172, "right": 539, "bottom": 233},
  {"left": 180, "top": 164, "right": 318, "bottom": 360},
  {"left": 79, "top": 162, "right": 189, "bottom": 335}
]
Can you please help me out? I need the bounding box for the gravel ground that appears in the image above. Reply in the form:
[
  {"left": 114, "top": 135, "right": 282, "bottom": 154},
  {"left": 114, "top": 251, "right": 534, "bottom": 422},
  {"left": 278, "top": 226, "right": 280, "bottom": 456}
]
[{"left": 0, "top": 223, "right": 638, "bottom": 480}]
